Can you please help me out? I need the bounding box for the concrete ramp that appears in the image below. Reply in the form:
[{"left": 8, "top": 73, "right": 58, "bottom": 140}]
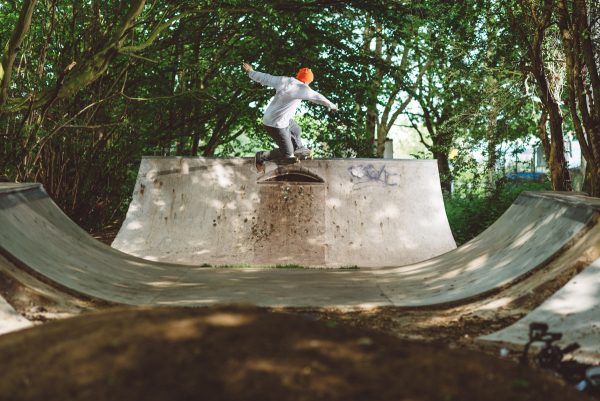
[
  {"left": 0, "top": 294, "right": 31, "bottom": 334},
  {"left": 111, "top": 157, "right": 456, "bottom": 268},
  {"left": 377, "top": 192, "right": 597, "bottom": 306},
  {"left": 1, "top": 183, "right": 600, "bottom": 308},
  {"left": 479, "top": 257, "right": 600, "bottom": 363}
]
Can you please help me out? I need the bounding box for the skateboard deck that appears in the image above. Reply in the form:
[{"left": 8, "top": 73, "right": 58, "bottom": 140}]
[
  {"left": 255, "top": 149, "right": 312, "bottom": 174},
  {"left": 255, "top": 157, "right": 297, "bottom": 175}
]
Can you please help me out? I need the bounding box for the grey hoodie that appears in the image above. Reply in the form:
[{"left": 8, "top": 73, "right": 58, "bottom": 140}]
[{"left": 248, "top": 70, "right": 337, "bottom": 128}]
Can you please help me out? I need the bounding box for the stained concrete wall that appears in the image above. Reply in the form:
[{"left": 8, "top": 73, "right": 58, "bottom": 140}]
[{"left": 111, "top": 157, "right": 456, "bottom": 268}]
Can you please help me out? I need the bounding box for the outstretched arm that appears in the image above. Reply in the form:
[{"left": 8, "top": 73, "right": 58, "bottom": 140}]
[
  {"left": 300, "top": 87, "right": 338, "bottom": 111},
  {"left": 242, "top": 62, "right": 285, "bottom": 90}
]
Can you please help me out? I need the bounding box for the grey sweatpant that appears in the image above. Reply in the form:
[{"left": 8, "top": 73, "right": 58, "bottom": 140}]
[{"left": 260, "top": 119, "right": 305, "bottom": 161}]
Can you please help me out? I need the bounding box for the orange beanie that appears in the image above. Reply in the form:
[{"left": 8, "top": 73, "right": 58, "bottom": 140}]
[{"left": 296, "top": 68, "right": 314, "bottom": 84}]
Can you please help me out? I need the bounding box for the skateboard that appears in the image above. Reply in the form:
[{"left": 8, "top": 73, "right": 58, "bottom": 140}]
[{"left": 255, "top": 149, "right": 312, "bottom": 174}]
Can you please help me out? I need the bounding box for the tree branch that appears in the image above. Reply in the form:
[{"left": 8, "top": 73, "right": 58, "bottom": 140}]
[
  {"left": 120, "top": 11, "right": 193, "bottom": 54},
  {"left": 2, "top": 0, "right": 146, "bottom": 114},
  {"left": 0, "top": 0, "right": 38, "bottom": 108},
  {"left": 406, "top": 112, "right": 432, "bottom": 149}
]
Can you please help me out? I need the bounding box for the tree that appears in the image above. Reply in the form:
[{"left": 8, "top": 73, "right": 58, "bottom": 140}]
[
  {"left": 405, "top": 0, "right": 489, "bottom": 193},
  {"left": 0, "top": 0, "right": 37, "bottom": 108},
  {"left": 0, "top": 0, "right": 585, "bottom": 232},
  {"left": 355, "top": 14, "right": 431, "bottom": 157},
  {"left": 507, "top": 0, "right": 572, "bottom": 191},
  {"left": 557, "top": 0, "right": 600, "bottom": 195}
]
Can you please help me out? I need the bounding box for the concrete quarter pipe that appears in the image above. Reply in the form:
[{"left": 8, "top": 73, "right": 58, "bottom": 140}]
[
  {"left": 480, "top": 256, "right": 600, "bottom": 362},
  {"left": 0, "top": 293, "right": 31, "bottom": 334},
  {"left": 112, "top": 157, "right": 456, "bottom": 267}
]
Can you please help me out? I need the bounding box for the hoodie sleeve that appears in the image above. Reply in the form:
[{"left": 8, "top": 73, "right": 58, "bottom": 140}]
[
  {"left": 248, "top": 70, "right": 287, "bottom": 91},
  {"left": 300, "top": 87, "right": 338, "bottom": 110}
]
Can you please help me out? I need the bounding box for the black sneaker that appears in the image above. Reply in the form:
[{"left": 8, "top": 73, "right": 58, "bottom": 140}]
[
  {"left": 294, "top": 147, "right": 313, "bottom": 160},
  {"left": 276, "top": 156, "right": 298, "bottom": 165},
  {"left": 255, "top": 151, "right": 265, "bottom": 173}
]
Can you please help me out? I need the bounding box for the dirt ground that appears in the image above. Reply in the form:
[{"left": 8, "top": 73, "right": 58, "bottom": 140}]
[
  {"left": 0, "top": 305, "right": 594, "bottom": 401},
  {"left": 0, "top": 229, "right": 596, "bottom": 400}
]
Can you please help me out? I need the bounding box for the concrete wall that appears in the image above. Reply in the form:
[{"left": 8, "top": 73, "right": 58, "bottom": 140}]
[{"left": 112, "top": 157, "right": 456, "bottom": 268}]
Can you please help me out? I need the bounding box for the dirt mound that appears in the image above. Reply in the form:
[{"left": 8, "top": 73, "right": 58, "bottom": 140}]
[{"left": 0, "top": 306, "right": 590, "bottom": 401}]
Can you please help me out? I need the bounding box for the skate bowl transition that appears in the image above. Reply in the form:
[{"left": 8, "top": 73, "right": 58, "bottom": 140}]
[
  {"left": 2, "top": 157, "right": 600, "bottom": 361},
  {"left": 1, "top": 157, "right": 600, "bottom": 307},
  {"left": 479, "top": 256, "right": 600, "bottom": 362},
  {"left": 112, "top": 157, "right": 456, "bottom": 268}
]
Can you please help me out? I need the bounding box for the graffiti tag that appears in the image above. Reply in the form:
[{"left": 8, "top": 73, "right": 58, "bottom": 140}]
[{"left": 348, "top": 164, "right": 399, "bottom": 188}]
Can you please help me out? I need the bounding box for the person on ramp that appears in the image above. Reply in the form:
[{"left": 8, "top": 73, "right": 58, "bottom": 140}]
[{"left": 242, "top": 62, "right": 338, "bottom": 173}]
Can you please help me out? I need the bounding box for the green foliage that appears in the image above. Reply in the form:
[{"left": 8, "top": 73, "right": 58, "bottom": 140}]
[
  {"left": 0, "top": 0, "right": 581, "bottom": 231},
  {"left": 445, "top": 179, "right": 552, "bottom": 245}
]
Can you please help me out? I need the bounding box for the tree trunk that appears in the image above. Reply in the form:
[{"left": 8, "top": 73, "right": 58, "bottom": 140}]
[
  {"left": 0, "top": 0, "right": 38, "bottom": 108},
  {"left": 546, "top": 107, "right": 572, "bottom": 191},
  {"left": 557, "top": 0, "right": 600, "bottom": 195},
  {"left": 376, "top": 122, "right": 390, "bottom": 157},
  {"left": 585, "top": 164, "right": 600, "bottom": 196},
  {"left": 536, "top": 105, "right": 571, "bottom": 191},
  {"left": 365, "top": 105, "right": 377, "bottom": 156},
  {"left": 526, "top": 0, "right": 572, "bottom": 191},
  {"left": 191, "top": 130, "right": 201, "bottom": 156},
  {"left": 537, "top": 109, "right": 551, "bottom": 162},
  {"left": 486, "top": 96, "right": 499, "bottom": 192},
  {"left": 512, "top": 0, "right": 572, "bottom": 191},
  {"left": 362, "top": 17, "right": 382, "bottom": 157},
  {"left": 434, "top": 151, "right": 452, "bottom": 194}
]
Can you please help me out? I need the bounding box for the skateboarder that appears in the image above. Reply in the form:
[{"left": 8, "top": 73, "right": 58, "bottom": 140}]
[{"left": 242, "top": 62, "right": 338, "bottom": 173}]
